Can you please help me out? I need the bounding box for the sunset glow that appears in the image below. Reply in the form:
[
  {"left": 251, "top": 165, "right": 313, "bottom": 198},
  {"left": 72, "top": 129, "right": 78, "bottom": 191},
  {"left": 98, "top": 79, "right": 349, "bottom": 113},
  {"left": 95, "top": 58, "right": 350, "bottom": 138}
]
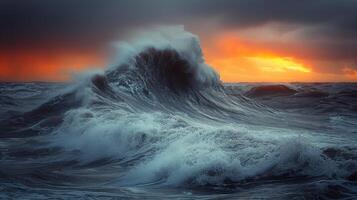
[
  {"left": 0, "top": 50, "right": 105, "bottom": 82},
  {"left": 1, "top": 31, "right": 356, "bottom": 82},
  {"left": 202, "top": 33, "right": 357, "bottom": 82},
  {"left": 202, "top": 35, "right": 313, "bottom": 82},
  {"left": 248, "top": 56, "right": 311, "bottom": 73}
]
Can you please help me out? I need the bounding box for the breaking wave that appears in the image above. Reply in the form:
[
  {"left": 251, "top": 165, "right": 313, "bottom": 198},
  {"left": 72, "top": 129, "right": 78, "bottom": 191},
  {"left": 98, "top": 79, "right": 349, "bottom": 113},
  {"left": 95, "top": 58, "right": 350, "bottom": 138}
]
[{"left": 1, "top": 27, "right": 356, "bottom": 198}]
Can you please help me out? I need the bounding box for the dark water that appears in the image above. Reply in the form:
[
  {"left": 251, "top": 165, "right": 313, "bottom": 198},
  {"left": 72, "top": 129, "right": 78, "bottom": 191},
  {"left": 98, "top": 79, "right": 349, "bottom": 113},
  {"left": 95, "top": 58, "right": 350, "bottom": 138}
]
[{"left": 1, "top": 30, "right": 357, "bottom": 199}]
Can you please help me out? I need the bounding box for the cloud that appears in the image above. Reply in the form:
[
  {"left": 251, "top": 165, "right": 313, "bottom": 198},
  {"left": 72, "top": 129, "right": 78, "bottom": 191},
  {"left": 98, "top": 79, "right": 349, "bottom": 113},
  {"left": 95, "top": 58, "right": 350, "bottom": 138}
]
[
  {"left": 2, "top": 0, "right": 356, "bottom": 44},
  {"left": 1, "top": 0, "right": 357, "bottom": 79}
]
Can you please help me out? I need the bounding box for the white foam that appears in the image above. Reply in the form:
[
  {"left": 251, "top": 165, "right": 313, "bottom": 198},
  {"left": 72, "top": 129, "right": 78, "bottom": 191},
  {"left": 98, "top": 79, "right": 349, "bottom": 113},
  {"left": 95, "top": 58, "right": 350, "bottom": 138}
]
[{"left": 115, "top": 123, "right": 337, "bottom": 186}]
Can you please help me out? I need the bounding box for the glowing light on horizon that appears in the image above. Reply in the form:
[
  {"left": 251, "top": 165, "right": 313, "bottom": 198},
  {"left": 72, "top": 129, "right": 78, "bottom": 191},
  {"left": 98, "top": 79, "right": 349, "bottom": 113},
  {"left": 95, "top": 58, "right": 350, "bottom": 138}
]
[
  {"left": 248, "top": 56, "right": 311, "bottom": 73},
  {"left": 202, "top": 34, "right": 314, "bottom": 82},
  {"left": 0, "top": 51, "right": 105, "bottom": 81}
]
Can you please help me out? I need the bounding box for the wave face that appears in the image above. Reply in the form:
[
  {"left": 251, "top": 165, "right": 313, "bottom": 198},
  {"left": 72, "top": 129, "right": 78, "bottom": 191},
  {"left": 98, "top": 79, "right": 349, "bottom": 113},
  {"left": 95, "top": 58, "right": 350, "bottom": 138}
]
[{"left": 1, "top": 27, "right": 357, "bottom": 199}]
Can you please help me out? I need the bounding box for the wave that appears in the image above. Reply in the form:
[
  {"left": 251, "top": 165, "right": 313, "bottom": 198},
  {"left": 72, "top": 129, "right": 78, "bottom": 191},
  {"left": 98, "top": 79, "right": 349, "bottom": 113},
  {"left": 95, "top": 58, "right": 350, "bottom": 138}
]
[
  {"left": 1, "top": 27, "right": 356, "bottom": 195},
  {"left": 245, "top": 85, "right": 297, "bottom": 97}
]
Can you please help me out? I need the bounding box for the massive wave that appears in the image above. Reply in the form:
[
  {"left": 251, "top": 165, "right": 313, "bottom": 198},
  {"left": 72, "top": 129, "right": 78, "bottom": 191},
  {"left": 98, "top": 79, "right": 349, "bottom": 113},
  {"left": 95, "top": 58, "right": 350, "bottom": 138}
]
[{"left": 0, "top": 27, "right": 356, "bottom": 199}]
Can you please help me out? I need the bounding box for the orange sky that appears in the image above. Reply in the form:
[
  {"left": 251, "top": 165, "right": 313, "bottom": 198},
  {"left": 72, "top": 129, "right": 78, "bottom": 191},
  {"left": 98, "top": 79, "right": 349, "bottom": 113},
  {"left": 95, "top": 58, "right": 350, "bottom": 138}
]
[
  {"left": 2, "top": 1, "right": 357, "bottom": 83},
  {"left": 202, "top": 33, "right": 357, "bottom": 82},
  {"left": 1, "top": 32, "right": 357, "bottom": 82},
  {"left": 0, "top": 49, "right": 105, "bottom": 82}
]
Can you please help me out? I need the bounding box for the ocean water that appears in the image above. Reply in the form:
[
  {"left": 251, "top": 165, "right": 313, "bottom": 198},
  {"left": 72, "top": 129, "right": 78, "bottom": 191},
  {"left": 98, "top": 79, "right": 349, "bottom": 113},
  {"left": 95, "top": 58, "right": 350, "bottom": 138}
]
[{"left": 0, "top": 28, "right": 357, "bottom": 199}]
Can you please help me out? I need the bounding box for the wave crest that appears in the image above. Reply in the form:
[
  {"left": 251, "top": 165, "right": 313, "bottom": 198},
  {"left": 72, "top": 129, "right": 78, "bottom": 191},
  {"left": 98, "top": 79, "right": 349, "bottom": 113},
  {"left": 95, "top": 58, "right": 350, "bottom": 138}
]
[{"left": 106, "top": 26, "right": 220, "bottom": 94}]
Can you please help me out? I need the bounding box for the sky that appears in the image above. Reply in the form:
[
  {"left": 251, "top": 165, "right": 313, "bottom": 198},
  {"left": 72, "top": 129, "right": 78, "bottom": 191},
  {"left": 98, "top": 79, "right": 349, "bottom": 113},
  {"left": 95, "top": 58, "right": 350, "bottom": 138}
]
[{"left": 1, "top": 0, "right": 357, "bottom": 82}]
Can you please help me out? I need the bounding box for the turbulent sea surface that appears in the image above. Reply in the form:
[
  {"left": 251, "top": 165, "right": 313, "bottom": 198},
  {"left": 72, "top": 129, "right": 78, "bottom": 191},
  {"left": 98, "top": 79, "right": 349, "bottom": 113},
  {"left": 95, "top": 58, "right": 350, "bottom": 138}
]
[{"left": 1, "top": 29, "right": 357, "bottom": 199}]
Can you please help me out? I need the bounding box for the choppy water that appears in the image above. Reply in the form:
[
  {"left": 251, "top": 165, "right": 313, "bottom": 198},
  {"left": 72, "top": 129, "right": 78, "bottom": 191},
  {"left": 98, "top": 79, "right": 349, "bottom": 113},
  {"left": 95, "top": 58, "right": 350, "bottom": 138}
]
[{"left": 1, "top": 28, "right": 357, "bottom": 199}]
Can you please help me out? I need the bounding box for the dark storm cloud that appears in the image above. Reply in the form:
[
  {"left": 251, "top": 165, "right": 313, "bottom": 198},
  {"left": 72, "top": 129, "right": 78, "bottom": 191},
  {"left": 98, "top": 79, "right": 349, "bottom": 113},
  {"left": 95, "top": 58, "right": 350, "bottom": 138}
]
[
  {"left": 1, "top": 0, "right": 357, "bottom": 62},
  {"left": 194, "top": 0, "right": 357, "bottom": 27},
  {"left": 0, "top": 0, "right": 203, "bottom": 50}
]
